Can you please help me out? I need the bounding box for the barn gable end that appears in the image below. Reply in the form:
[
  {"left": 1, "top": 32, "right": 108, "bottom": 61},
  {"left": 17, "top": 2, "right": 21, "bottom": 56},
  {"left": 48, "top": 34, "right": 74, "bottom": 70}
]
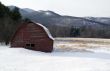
[{"left": 10, "top": 21, "right": 53, "bottom": 52}]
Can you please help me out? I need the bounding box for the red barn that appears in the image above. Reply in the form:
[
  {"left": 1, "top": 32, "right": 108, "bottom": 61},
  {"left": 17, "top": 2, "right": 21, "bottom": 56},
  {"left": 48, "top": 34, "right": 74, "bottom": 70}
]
[{"left": 10, "top": 21, "right": 54, "bottom": 52}]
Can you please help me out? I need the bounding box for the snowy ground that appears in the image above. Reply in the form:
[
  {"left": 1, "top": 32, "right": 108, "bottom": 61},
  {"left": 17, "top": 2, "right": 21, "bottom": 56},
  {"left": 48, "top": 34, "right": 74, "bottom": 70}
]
[{"left": 1, "top": 38, "right": 110, "bottom": 71}]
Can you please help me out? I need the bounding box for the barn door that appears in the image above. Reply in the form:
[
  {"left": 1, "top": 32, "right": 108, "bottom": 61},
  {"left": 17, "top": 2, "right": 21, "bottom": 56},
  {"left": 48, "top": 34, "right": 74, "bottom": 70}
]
[{"left": 26, "top": 44, "right": 35, "bottom": 50}]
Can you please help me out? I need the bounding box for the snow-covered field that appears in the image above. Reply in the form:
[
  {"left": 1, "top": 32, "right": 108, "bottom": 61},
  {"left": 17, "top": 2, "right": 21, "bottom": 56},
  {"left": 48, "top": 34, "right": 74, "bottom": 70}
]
[{"left": 1, "top": 38, "right": 110, "bottom": 71}]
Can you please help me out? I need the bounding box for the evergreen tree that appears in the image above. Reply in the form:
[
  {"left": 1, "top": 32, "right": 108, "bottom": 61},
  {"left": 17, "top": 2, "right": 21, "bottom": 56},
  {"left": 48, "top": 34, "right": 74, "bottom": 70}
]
[
  {"left": 70, "top": 27, "right": 80, "bottom": 37},
  {"left": 0, "top": 2, "right": 22, "bottom": 44},
  {"left": 10, "top": 7, "right": 21, "bottom": 20},
  {"left": 0, "top": 2, "right": 5, "bottom": 17}
]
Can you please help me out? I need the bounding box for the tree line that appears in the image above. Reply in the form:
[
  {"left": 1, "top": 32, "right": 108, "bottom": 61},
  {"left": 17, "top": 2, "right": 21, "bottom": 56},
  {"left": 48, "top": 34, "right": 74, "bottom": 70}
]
[
  {"left": 70, "top": 26, "right": 110, "bottom": 38},
  {"left": 48, "top": 24, "right": 110, "bottom": 39}
]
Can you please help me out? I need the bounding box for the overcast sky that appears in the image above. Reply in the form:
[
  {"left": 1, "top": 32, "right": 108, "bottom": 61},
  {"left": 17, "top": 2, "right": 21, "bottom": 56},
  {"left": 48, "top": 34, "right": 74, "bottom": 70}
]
[{"left": 0, "top": 0, "right": 110, "bottom": 17}]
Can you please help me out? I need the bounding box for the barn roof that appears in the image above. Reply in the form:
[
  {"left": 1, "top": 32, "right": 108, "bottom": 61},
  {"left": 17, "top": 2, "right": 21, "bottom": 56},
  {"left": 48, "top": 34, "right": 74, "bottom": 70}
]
[
  {"left": 10, "top": 21, "right": 54, "bottom": 42},
  {"left": 33, "top": 22, "right": 54, "bottom": 40}
]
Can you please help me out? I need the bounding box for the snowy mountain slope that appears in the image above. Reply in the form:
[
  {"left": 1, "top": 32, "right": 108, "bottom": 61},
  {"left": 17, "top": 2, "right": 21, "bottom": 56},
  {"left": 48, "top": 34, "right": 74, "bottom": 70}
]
[
  {"left": 23, "top": 8, "right": 35, "bottom": 13},
  {"left": 8, "top": 6, "right": 110, "bottom": 28},
  {"left": 85, "top": 17, "right": 110, "bottom": 25}
]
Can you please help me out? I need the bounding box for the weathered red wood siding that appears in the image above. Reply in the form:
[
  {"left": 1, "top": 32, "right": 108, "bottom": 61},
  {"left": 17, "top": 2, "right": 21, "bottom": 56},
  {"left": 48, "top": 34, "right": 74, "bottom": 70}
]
[{"left": 11, "top": 22, "right": 53, "bottom": 52}]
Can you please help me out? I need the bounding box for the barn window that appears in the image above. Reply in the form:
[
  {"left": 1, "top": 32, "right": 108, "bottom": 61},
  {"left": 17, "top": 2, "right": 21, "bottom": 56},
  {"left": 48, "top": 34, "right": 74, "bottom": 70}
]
[
  {"left": 31, "top": 44, "right": 35, "bottom": 47},
  {"left": 26, "top": 44, "right": 30, "bottom": 47},
  {"left": 26, "top": 44, "right": 35, "bottom": 50}
]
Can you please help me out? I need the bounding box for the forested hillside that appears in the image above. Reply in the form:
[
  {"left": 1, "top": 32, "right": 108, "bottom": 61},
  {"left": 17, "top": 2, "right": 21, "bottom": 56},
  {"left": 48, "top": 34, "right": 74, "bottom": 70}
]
[
  {"left": 0, "top": 2, "right": 22, "bottom": 44},
  {"left": 18, "top": 8, "right": 110, "bottom": 38}
]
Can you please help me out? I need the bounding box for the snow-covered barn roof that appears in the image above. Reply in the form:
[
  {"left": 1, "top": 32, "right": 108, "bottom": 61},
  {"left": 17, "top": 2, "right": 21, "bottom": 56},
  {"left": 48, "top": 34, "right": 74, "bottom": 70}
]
[{"left": 32, "top": 21, "right": 54, "bottom": 40}]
